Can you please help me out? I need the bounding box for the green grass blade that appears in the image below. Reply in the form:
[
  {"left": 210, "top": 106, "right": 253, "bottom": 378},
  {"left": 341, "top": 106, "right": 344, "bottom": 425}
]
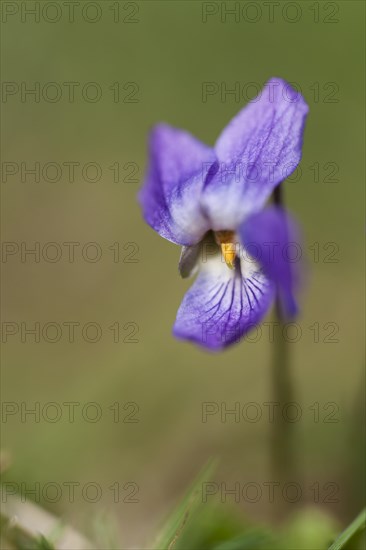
[
  {"left": 152, "top": 458, "right": 218, "bottom": 550},
  {"left": 328, "top": 509, "right": 366, "bottom": 550}
]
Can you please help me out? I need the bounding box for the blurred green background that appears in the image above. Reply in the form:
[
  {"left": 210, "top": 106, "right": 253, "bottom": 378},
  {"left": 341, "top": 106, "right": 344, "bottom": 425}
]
[{"left": 1, "top": 1, "right": 365, "bottom": 548}]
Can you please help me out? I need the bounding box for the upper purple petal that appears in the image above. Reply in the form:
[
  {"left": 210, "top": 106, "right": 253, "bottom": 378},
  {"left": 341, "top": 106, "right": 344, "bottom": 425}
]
[
  {"left": 201, "top": 78, "right": 309, "bottom": 230},
  {"left": 173, "top": 253, "right": 275, "bottom": 351},
  {"left": 239, "top": 206, "right": 302, "bottom": 319},
  {"left": 138, "top": 124, "right": 217, "bottom": 245}
]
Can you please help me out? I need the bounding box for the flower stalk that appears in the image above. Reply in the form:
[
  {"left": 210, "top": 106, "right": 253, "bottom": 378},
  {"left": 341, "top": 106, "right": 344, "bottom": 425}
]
[{"left": 271, "top": 184, "right": 297, "bottom": 517}]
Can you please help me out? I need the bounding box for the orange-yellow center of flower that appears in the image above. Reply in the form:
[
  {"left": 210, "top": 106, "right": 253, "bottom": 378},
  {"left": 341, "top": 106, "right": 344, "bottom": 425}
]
[{"left": 215, "top": 231, "right": 237, "bottom": 269}]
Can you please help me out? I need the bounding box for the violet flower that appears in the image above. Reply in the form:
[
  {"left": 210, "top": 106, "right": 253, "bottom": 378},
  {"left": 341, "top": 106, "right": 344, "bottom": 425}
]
[{"left": 139, "top": 78, "right": 308, "bottom": 350}]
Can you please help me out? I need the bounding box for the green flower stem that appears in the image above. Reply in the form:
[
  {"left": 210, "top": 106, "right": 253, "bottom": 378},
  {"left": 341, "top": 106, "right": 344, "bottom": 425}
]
[
  {"left": 271, "top": 185, "right": 296, "bottom": 517},
  {"left": 271, "top": 303, "right": 296, "bottom": 497}
]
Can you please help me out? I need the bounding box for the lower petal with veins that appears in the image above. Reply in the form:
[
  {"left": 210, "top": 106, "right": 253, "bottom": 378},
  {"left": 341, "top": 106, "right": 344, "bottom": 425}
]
[{"left": 173, "top": 253, "right": 275, "bottom": 350}]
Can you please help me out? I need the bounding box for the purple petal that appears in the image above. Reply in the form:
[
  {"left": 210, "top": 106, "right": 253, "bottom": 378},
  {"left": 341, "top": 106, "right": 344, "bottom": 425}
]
[
  {"left": 240, "top": 206, "right": 302, "bottom": 319},
  {"left": 173, "top": 254, "right": 274, "bottom": 351},
  {"left": 202, "top": 78, "right": 309, "bottom": 230},
  {"left": 139, "top": 124, "right": 217, "bottom": 245}
]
